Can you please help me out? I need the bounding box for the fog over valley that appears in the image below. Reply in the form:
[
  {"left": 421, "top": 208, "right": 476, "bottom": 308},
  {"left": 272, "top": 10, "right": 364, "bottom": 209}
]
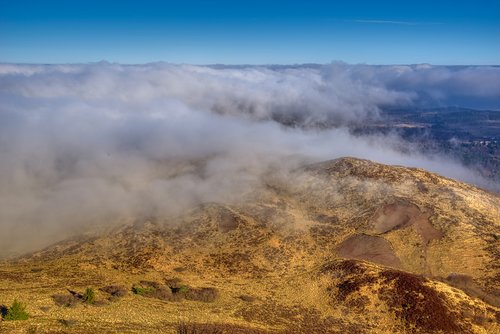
[{"left": 1, "top": 62, "right": 499, "bottom": 254}]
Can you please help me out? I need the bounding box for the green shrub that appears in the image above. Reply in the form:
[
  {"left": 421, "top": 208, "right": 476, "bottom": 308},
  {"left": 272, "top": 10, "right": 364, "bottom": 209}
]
[
  {"left": 132, "top": 286, "right": 156, "bottom": 295},
  {"left": 3, "top": 300, "right": 29, "bottom": 321},
  {"left": 178, "top": 285, "right": 190, "bottom": 294},
  {"left": 82, "top": 288, "right": 95, "bottom": 304}
]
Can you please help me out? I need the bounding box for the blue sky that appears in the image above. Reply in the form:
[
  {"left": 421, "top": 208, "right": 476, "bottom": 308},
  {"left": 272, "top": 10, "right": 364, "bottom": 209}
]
[{"left": 1, "top": 0, "right": 499, "bottom": 64}]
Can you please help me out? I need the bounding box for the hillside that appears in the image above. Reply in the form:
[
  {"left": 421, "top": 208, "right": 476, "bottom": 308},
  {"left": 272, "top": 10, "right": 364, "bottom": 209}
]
[{"left": 0, "top": 157, "right": 498, "bottom": 333}]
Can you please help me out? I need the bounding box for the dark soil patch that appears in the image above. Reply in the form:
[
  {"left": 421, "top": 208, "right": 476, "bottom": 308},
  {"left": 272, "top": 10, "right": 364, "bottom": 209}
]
[{"left": 371, "top": 201, "right": 442, "bottom": 245}]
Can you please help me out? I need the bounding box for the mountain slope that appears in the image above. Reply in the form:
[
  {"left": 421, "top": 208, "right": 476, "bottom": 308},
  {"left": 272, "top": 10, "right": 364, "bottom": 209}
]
[{"left": 0, "top": 157, "right": 498, "bottom": 333}]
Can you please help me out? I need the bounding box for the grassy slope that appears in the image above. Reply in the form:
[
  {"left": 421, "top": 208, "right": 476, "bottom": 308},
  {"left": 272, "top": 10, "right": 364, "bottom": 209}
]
[{"left": 0, "top": 157, "right": 498, "bottom": 333}]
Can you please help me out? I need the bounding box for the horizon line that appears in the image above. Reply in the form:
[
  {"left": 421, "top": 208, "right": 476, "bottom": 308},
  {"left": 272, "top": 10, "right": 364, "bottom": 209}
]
[{"left": 1, "top": 61, "right": 499, "bottom": 67}]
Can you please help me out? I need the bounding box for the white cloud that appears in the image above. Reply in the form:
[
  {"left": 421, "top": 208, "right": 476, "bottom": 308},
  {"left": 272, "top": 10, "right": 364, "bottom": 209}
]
[{"left": 0, "top": 62, "right": 497, "bottom": 254}]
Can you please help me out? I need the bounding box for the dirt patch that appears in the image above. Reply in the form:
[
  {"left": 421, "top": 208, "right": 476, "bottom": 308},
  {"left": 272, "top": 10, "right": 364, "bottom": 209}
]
[
  {"left": 336, "top": 234, "right": 401, "bottom": 268},
  {"left": 371, "top": 200, "right": 442, "bottom": 245}
]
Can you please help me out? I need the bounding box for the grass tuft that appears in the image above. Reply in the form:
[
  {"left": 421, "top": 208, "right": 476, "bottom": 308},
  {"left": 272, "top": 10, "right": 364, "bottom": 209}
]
[{"left": 82, "top": 287, "right": 96, "bottom": 304}]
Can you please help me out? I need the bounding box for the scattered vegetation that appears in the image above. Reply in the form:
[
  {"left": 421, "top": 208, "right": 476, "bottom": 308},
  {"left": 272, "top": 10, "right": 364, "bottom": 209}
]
[{"left": 2, "top": 299, "right": 29, "bottom": 321}]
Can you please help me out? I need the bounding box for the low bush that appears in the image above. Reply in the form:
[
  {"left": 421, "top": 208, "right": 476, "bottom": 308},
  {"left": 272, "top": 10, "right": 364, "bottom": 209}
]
[
  {"left": 3, "top": 300, "right": 29, "bottom": 321},
  {"left": 132, "top": 285, "right": 156, "bottom": 296}
]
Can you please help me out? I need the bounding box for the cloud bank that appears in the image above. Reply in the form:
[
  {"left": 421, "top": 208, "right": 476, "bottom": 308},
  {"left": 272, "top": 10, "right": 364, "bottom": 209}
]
[{"left": 0, "top": 62, "right": 498, "bottom": 255}]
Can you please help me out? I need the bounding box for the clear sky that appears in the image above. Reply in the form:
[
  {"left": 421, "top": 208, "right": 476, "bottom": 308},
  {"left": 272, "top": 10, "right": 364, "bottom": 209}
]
[{"left": 1, "top": 0, "right": 499, "bottom": 65}]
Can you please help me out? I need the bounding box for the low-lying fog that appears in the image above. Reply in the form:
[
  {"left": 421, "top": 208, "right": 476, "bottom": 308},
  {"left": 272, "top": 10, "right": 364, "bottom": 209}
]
[{"left": 1, "top": 62, "right": 499, "bottom": 255}]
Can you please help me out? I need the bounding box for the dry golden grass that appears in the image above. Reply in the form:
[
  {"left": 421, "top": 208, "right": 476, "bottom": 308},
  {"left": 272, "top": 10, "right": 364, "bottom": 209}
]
[{"left": 0, "top": 158, "right": 498, "bottom": 333}]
